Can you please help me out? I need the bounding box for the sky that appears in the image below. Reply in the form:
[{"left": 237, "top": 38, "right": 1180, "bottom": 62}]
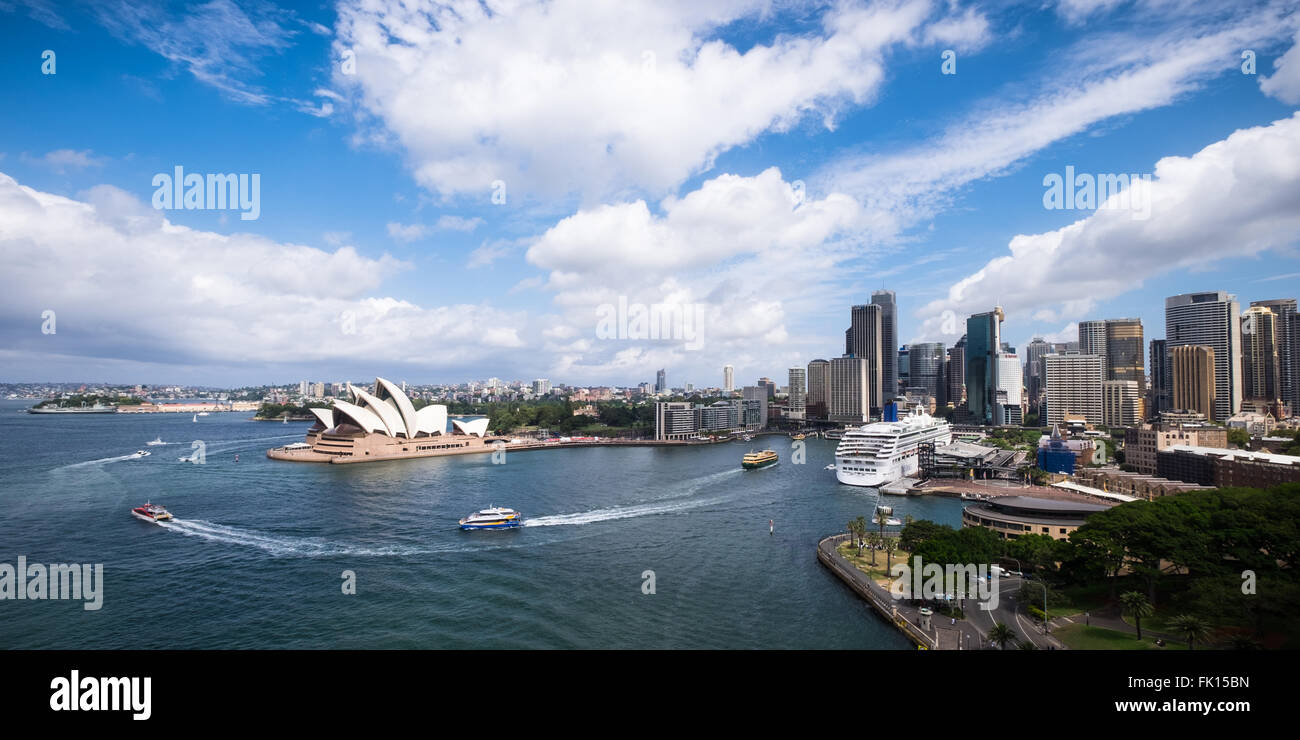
[{"left": 1, "top": 0, "right": 1299, "bottom": 388}]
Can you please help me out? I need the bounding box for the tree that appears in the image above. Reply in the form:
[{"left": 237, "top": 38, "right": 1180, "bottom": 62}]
[
  {"left": 1120, "top": 591, "right": 1154, "bottom": 641},
  {"left": 989, "top": 622, "right": 1016, "bottom": 650},
  {"left": 1168, "top": 614, "right": 1213, "bottom": 650},
  {"left": 884, "top": 536, "right": 899, "bottom": 574}
]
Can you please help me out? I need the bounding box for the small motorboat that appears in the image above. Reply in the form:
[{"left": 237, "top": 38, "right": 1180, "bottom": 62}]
[
  {"left": 132, "top": 450, "right": 151, "bottom": 458},
  {"left": 146, "top": 437, "right": 165, "bottom": 446},
  {"left": 197, "top": 412, "right": 210, "bottom": 416},
  {"left": 459, "top": 506, "right": 523, "bottom": 530},
  {"left": 871, "top": 516, "right": 903, "bottom": 527},
  {"left": 131, "top": 502, "right": 172, "bottom": 523},
  {"left": 824, "top": 464, "right": 836, "bottom": 470}
]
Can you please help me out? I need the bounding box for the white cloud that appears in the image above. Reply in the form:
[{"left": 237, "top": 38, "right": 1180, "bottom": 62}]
[
  {"left": 1261, "top": 28, "right": 1300, "bottom": 104},
  {"left": 436, "top": 215, "right": 483, "bottom": 232},
  {"left": 333, "top": 0, "right": 978, "bottom": 200},
  {"left": 912, "top": 113, "right": 1300, "bottom": 340},
  {"left": 0, "top": 172, "right": 527, "bottom": 375},
  {"left": 386, "top": 221, "right": 429, "bottom": 242},
  {"left": 20, "top": 149, "right": 106, "bottom": 173}
]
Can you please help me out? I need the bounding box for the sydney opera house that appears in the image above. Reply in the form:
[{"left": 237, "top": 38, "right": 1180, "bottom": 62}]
[{"left": 267, "top": 377, "right": 496, "bottom": 464}]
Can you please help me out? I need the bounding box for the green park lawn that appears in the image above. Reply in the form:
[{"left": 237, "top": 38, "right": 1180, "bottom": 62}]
[{"left": 1054, "top": 623, "right": 1187, "bottom": 650}]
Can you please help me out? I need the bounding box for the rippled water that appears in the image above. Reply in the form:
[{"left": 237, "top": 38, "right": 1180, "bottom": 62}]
[{"left": 0, "top": 400, "right": 965, "bottom": 648}]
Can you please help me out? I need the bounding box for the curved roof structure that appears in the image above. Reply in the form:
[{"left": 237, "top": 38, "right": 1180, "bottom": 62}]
[
  {"left": 331, "top": 399, "right": 387, "bottom": 435},
  {"left": 415, "top": 404, "right": 448, "bottom": 436},
  {"left": 313, "top": 379, "right": 487, "bottom": 439},
  {"left": 376, "top": 378, "right": 419, "bottom": 439},
  {"left": 350, "top": 383, "right": 408, "bottom": 438},
  {"left": 452, "top": 417, "right": 490, "bottom": 437}
]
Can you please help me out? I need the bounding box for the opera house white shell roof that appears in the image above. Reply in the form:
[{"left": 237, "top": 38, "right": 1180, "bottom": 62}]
[{"left": 315, "top": 378, "right": 488, "bottom": 439}]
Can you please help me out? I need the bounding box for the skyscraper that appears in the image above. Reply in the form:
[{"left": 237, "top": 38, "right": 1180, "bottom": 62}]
[
  {"left": 829, "top": 356, "right": 870, "bottom": 424},
  {"left": 806, "top": 359, "right": 831, "bottom": 420},
  {"left": 1102, "top": 380, "right": 1144, "bottom": 427},
  {"left": 787, "top": 367, "right": 806, "bottom": 420},
  {"left": 994, "top": 352, "right": 1022, "bottom": 425},
  {"left": 946, "top": 336, "right": 967, "bottom": 409},
  {"left": 1250, "top": 298, "right": 1297, "bottom": 411},
  {"left": 1044, "top": 352, "right": 1104, "bottom": 425},
  {"left": 872, "top": 290, "right": 898, "bottom": 398},
  {"left": 655, "top": 368, "right": 667, "bottom": 393},
  {"left": 845, "top": 303, "right": 884, "bottom": 413},
  {"left": 742, "top": 385, "right": 769, "bottom": 429},
  {"left": 1149, "top": 338, "right": 1170, "bottom": 416},
  {"left": 1170, "top": 344, "right": 1216, "bottom": 420},
  {"left": 1166, "top": 292, "right": 1242, "bottom": 421},
  {"left": 1023, "top": 337, "right": 1052, "bottom": 411},
  {"left": 909, "top": 342, "right": 946, "bottom": 408},
  {"left": 1078, "top": 320, "right": 1108, "bottom": 359},
  {"left": 965, "top": 308, "right": 1004, "bottom": 425},
  {"left": 1105, "top": 319, "right": 1145, "bottom": 391},
  {"left": 1241, "top": 305, "right": 1282, "bottom": 404},
  {"left": 723, "top": 364, "right": 734, "bottom": 393}
]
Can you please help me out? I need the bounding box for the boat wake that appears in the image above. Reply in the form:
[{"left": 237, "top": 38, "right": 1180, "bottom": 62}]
[
  {"left": 524, "top": 467, "right": 744, "bottom": 528},
  {"left": 160, "top": 519, "right": 431, "bottom": 558},
  {"left": 53, "top": 453, "right": 148, "bottom": 470}
]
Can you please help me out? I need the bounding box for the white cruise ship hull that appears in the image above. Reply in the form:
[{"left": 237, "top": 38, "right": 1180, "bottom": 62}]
[{"left": 832, "top": 406, "right": 952, "bottom": 488}]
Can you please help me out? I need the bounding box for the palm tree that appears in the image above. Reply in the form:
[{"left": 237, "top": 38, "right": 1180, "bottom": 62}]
[
  {"left": 1119, "top": 591, "right": 1154, "bottom": 641},
  {"left": 855, "top": 516, "right": 870, "bottom": 556},
  {"left": 884, "top": 536, "right": 899, "bottom": 574},
  {"left": 989, "top": 622, "right": 1016, "bottom": 650},
  {"left": 866, "top": 532, "right": 881, "bottom": 565},
  {"left": 846, "top": 520, "right": 859, "bottom": 551},
  {"left": 1168, "top": 614, "right": 1213, "bottom": 650}
]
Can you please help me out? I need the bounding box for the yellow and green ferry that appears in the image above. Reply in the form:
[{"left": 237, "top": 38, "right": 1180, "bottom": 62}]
[{"left": 742, "top": 449, "right": 778, "bottom": 470}]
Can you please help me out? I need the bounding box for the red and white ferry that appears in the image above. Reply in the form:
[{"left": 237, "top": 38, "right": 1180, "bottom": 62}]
[{"left": 131, "top": 502, "right": 173, "bottom": 523}]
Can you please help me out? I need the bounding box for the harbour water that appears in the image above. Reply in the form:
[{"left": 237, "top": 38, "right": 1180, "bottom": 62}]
[{"left": 0, "top": 400, "right": 965, "bottom": 649}]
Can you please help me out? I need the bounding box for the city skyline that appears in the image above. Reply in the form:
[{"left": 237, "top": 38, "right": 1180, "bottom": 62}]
[{"left": 3, "top": 1, "right": 1300, "bottom": 389}]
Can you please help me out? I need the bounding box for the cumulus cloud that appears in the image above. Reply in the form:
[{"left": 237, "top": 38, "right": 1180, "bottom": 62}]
[
  {"left": 912, "top": 113, "right": 1300, "bottom": 341},
  {"left": 333, "top": 0, "right": 979, "bottom": 200},
  {"left": 1261, "top": 28, "right": 1300, "bottom": 104},
  {"left": 0, "top": 172, "right": 526, "bottom": 377},
  {"left": 20, "top": 149, "right": 106, "bottom": 173}
]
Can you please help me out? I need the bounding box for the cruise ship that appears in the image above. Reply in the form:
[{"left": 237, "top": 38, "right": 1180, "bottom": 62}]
[{"left": 834, "top": 406, "right": 952, "bottom": 487}]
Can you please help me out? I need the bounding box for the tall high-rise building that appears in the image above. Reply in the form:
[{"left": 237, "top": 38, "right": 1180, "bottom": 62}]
[
  {"left": 757, "top": 377, "right": 776, "bottom": 400},
  {"left": 1078, "top": 320, "right": 1109, "bottom": 359},
  {"left": 909, "top": 342, "right": 946, "bottom": 408},
  {"left": 299, "top": 380, "right": 309, "bottom": 396},
  {"left": 994, "top": 352, "right": 1023, "bottom": 426},
  {"left": 845, "top": 304, "right": 884, "bottom": 412},
  {"left": 1170, "top": 344, "right": 1216, "bottom": 420},
  {"left": 946, "top": 336, "right": 967, "bottom": 409},
  {"left": 1149, "top": 339, "right": 1170, "bottom": 416},
  {"left": 806, "top": 359, "right": 831, "bottom": 420},
  {"left": 871, "top": 290, "right": 898, "bottom": 398},
  {"left": 1166, "top": 292, "right": 1242, "bottom": 421},
  {"left": 965, "top": 308, "right": 1004, "bottom": 425},
  {"left": 787, "top": 367, "right": 807, "bottom": 420},
  {"left": 723, "top": 365, "right": 734, "bottom": 393},
  {"left": 1106, "top": 319, "right": 1145, "bottom": 391},
  {"left": 655, "top": 369, "right": 667, "bottom": 393},
  {"left": 1102, "top": 380, "right": 1144, "bottom": 427},
  {"left": 829, "top": 356, "right": 870, "bottom": 424},
  {"left": 742, "top": 386, "right": 769, "bottom": 429},
  {"left": 897, "top": 345, "right": 910, "bottom": 389},
  {"left": 532, "top": 378, "right": 551, "bottom": 396},
  {"left": 1249, "top": 299, "right": 1296, "bottom": 410},
  {"left": 1241, "top": 305, "right": 1282, "bottom": 404},
  {"left": 1044, "top": 353, "right": 1104, "bottom": 425},
  {"left": 1024, "top": 337, "right": 1052, "bottom": 410}
]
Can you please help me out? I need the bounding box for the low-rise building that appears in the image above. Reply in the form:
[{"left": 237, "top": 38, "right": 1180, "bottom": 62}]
[
  {"left": 1156, "top": 445, "right": 1300, "bottom": 488},
  {"left": 961, "top": 495, "right": 1112, "bottom": 541}
]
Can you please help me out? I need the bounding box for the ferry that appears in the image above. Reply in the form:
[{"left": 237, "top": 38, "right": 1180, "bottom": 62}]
[
  {"left": 459, "top": 506, "right": 523, "bottom": 530},
  {"left": 131, "top": 502, "right": 172, "bottom": 523},
  {"left": 742, "top": 449, "right": 778, "bottom": 470},
  {"left": 146, "top": 437, "right": 166, "bottom": 446},
  {"left": 834, "top": 406, "right": 952, "bottom": 487}
]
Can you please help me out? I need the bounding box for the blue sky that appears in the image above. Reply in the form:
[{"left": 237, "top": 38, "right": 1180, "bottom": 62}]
[{"left": 1, "top": 0, "right": 1299, "bottom": 388}]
